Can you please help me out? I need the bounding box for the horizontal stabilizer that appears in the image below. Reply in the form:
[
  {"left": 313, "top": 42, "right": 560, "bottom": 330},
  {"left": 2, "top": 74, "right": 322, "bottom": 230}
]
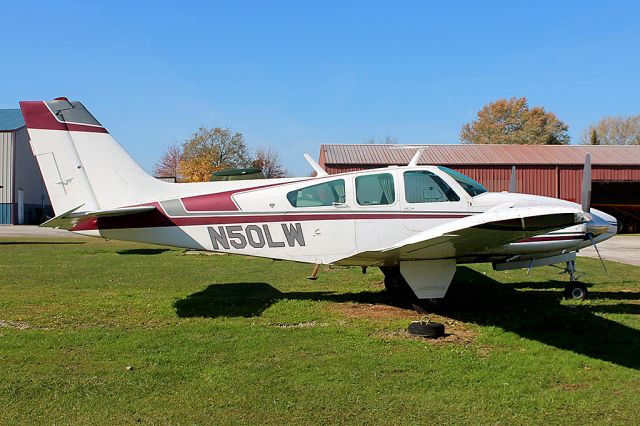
[{"left": 41, "top": 205, "right": 156, "bottom": 230}]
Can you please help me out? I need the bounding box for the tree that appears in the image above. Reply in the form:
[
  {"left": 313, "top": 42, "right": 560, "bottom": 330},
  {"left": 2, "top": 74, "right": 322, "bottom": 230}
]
[
  {"left": 460, "top": 97, "right": 570, "bottom": 145},
  {"left": 589, "top": 129, "right": 600, "bottom": 145},
  {"left": 580, "top": 115, "right": 640, "bottom": 145},
  {"left": 153, "top": 143, "right": 182, "bottom": 181},
  {"left": 365, "top": 136, "right": 398, "bottom": 144},
  {"left": 179, "top": 127, "right": 251, "bottom": 182},
  {"left": 251, "top": 146, "right": 287, "bottom": 178}
]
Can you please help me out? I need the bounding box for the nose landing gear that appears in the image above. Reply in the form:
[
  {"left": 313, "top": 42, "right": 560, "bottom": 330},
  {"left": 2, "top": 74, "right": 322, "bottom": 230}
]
[{"left": 562, "top": 260, "right": 588, "bottom": 300}]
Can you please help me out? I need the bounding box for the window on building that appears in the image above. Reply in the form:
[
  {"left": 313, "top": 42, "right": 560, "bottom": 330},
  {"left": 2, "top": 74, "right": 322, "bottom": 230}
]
[
  {"left": 287, "top": 179, "right": 345, "bottom": 207},
  {"left": 438, "top": 167, "right": 487, "bottom": 197},
  {"left": 356, "top": 173, "right": 395, "bottom": 205},
  {"left": 404, "top": 171, "right": 460, "bottom": 203}
]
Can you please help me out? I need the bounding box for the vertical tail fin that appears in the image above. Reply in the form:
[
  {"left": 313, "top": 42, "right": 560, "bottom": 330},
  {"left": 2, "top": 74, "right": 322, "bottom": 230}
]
[{"left": 20, "top": 99, "right": 172, "bottom": 215}]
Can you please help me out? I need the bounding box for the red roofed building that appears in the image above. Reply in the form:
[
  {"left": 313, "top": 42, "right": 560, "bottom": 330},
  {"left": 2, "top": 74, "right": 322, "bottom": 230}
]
[{"left": 318, "top": 144, "right": 640, "bottom": 232}]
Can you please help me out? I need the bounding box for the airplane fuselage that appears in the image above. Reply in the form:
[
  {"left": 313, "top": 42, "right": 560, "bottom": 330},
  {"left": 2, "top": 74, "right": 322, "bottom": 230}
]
[
  {"left": 20, "top": 98, "right": 617, "bottom": 300},
  {"left": 70, "top": 165, "right": 617, "bottom": 267}
]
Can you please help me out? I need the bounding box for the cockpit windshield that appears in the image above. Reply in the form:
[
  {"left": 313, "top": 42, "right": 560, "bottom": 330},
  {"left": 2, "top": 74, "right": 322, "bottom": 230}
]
[{"left": 438, "top": 167, "right": 488, "bottom": 197}]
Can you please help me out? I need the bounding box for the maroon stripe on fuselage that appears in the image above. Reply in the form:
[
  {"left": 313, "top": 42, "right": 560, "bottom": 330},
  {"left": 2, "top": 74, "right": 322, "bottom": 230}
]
[
  {"left": 19, "top": 101, "right": 108, "bottom": 133},
  {"left": 70, "top": 208, "right": 469, "bottom": 232},
  {"left": 181, "top": 191, "right": 239, "bottom": 211}
]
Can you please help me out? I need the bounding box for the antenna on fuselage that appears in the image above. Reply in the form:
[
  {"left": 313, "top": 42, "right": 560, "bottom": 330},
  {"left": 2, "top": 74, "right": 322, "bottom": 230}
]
[
  {"left": 408, "top": 148, "right": 425, "bottom": 167},
  {"left": 304, "top": 153, "right": 328, "bottom": 177}
]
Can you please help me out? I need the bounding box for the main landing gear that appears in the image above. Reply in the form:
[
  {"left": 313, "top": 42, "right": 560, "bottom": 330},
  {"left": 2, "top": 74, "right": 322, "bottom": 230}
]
[
  {"left": 562, "top": 260, "right": 588, "bottom": 300},
  {"left": 379, "top": 266, "right": 413, "bottom": 298},
  {"left": 378, "top": 266, "right": 446, "bottom": 310}
]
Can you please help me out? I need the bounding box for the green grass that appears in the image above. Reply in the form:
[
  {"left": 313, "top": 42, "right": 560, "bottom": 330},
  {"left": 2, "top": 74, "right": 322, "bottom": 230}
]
[{"left": 1, "top": 236, "right": 639, "bottom": 425}]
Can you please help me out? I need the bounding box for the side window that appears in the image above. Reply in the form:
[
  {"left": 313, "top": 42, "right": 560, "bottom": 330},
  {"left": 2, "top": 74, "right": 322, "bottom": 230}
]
[
  {"left": 356, "top": 173, "right": 395, "bottom": 206},
  {"left": 287, "top": 179, "right": 345, "bottom": 207},
  {"left": 404, "top": 171, "right": 460, "bottom": 203}
]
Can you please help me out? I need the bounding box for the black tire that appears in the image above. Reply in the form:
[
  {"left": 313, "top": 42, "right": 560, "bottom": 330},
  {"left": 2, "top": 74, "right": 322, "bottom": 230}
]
[
  {"left": 408, "top": 321, "right": 445, "bottom": 338},
  {"left": 380, "top": 267, "right": 413, "bottom": 296},
  {"left": 564, "top": 282, "right": 588, "bottom": 300}
]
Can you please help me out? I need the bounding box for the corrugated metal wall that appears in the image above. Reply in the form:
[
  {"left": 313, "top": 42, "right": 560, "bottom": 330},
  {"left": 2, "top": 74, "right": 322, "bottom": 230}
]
[
  {"left": 452, "top": 166, "right": 558, "bottom": 196},
  {"left": 0, "top": 131, "right": 14, "bottom": 224},
  {"left": 324, "top": 162, "right": 640, "bottom": 206}
]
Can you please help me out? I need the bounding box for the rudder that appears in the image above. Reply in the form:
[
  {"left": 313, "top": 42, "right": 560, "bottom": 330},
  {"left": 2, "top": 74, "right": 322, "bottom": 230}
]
[{"left": 20, "top": 98, "right": 171, "bottom": 216}]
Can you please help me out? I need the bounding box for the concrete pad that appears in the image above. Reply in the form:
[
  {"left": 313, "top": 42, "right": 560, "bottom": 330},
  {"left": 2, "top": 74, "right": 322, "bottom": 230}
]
[
  {"left": 578, "top": 236, "right": 640, "bottom": 266},
  {"left": 0, "top": 225, "right": 86, "bottom": 238}
]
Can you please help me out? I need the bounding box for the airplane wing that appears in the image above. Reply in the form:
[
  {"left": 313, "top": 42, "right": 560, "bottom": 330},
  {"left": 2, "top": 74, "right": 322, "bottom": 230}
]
[
  {"left": 340, "top": 206, "right": 588, "bottom": 265},
  {"left": 41, "top": 205, "right": 156, "bottom": 230}
]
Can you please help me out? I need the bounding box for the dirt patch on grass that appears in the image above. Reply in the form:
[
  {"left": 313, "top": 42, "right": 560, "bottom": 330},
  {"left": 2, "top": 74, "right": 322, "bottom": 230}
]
[
  {"left": 330, "top": 302, "right": 416, "bottom": 320},
  {"left": 375, "top": 322, "right": 478, "bottom": 346},
  {"left": 269, "top": 321, "right": 323, "bottom": 329},
  {"left": 331, "top": 302, "right": 478, "bottom": 345},
  {"left": 0, "top": 319, "right": 30, "bottom": 330},
  {"left": 407, "top": 320, "right": 477, "bottom": 346}
]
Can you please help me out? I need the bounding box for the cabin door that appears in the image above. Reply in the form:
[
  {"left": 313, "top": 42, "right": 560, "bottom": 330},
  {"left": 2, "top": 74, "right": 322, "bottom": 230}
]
[{"left": 400, "top": 170, "right": 469, "bottom": 232}]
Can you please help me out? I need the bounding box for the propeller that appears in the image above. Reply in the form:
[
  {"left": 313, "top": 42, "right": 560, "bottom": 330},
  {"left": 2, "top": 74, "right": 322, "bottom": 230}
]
[
  {"left": 581, "top": 153, "right": 592, "bottom": 212},
  {"left": 508, "top": 166, "right": 517, "bottom": 192},
  {"left": 581, "top": 152, "right": 608, "bottom": 274}
]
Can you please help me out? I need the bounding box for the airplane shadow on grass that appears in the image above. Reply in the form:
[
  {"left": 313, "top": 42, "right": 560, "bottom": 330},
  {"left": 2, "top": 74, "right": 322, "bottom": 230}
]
[
  {"left": 174, "top": 266, "right": 640, "bottom": 370},
  {"left": 117, "top": 248, "right": 171, "bottom": 255}
]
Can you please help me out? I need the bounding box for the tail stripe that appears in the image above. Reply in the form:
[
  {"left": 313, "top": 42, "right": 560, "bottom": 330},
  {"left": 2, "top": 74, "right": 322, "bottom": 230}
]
[{"left": 20, "top": 101, "right": 108, "bottom": 133}]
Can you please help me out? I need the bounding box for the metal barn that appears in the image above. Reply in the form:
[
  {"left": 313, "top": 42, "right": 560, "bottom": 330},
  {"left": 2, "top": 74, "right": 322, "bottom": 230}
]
[
  {"left": 0, "top": 109, "right": 51, "bottom": 224},
  {"left": 318, "top": 144, "right": 640, "bottom": 232}
]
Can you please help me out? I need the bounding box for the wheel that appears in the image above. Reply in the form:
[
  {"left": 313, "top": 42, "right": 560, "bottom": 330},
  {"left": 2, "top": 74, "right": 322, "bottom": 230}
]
[
  {"left": 564, "top": 282, "right": 588, "bottom": 300},
  {"left": 380, "top": 267, "right": 411, "bottom": 294},
  {"left": 408, "top": 321, "right": 445, "bottom": 338}
]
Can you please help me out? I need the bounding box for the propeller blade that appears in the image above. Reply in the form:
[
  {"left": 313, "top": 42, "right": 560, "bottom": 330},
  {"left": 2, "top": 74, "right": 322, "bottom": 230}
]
[
  {"left": 581, "top": 153, "right": 592, "bottom": 212},
  {"left": 587, "top": 233, "right": 608, "bottom": 274},
  {"left": 508, "top": 165, "right": 517, "bottom": 192}
]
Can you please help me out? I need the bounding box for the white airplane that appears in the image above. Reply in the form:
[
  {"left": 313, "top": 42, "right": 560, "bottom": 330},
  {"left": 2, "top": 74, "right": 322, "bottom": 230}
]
[{"left": 20, "top": 98, "right": 618, "bottom": 302}]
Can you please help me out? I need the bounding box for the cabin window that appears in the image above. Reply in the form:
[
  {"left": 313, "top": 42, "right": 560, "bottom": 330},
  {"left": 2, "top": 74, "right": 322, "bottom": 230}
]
[
  {"left": 438, "top": 167, "right": 487, "bottom": 197},
  {"left": 355, "top": 173, "right": 395, "bottom": 206},
  {"left": 287, "top": 179, "right": 346, "bottom": 207},
  {"left": 404, "top": 171, "right": 460, "bottom": 203}
]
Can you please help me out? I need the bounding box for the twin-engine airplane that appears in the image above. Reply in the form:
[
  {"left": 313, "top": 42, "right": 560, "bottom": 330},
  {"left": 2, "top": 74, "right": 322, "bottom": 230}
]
[{"left": 20, "top": 99, "right": 618, "bottom": 301}]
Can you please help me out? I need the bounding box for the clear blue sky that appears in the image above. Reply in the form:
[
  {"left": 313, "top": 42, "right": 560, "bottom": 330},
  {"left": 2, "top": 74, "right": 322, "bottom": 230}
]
[{"left": 2, "top": 1, "right": 639, "bottom": 176}]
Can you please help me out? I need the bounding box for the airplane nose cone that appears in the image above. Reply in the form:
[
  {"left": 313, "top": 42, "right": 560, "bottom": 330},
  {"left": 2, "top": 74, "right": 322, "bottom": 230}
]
[{"left": 587, "top": 208, "right": 618, "bottom": 239}]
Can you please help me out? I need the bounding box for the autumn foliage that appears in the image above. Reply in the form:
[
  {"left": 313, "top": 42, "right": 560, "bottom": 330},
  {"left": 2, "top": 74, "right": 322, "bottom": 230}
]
[
  {"left": 177, "top": 127, "right": 252, "bottom": 182},
  {"left": 152, "top": 143, "right": 182, "bottom": 181},
  {"left": 251, "top": 147, "right": 287, "bottom": 178},
  {"left": 460, "top": 97, "right": 570, "bottom": 145},
  {"left": 154, "top": 127, "right": 286, "bottom": 182},
  {"left": 581, "top": 115, "right": 640, "bottom": 145}
]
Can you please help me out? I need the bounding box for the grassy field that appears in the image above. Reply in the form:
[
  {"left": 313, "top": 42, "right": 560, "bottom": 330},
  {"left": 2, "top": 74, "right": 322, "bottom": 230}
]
[{"left": 1, "top": 236, "right": 639, "bottom": 425}]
